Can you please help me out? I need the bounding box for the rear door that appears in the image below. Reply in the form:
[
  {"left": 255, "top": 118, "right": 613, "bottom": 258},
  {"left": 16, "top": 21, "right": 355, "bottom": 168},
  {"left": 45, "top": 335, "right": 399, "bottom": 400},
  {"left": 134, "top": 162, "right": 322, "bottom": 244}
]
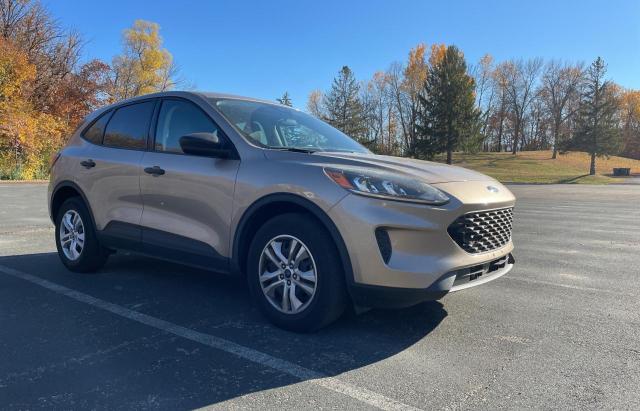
[
  {"left": 139, "top": 98, "right": 240, "bottom": 270},
  {"left": 76, "top": 100, "right": 156, "bottom": 247}
]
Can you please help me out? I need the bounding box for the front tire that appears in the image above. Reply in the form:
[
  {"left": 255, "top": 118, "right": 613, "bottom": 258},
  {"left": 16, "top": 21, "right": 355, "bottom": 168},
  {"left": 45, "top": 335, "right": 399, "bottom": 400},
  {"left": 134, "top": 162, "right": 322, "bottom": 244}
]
[
  {"left": 55, "top": 197, "right": 108, "bottom": 273},
  {"left": 247, "top": 213, "right": 347, "bottom": 332}
]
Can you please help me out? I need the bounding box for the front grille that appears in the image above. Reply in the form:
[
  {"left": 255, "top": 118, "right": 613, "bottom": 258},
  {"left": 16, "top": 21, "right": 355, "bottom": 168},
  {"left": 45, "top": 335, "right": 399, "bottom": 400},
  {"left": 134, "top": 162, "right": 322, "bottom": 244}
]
[{"left": 447, "top": 207, "right": 514, "bottom": 253}]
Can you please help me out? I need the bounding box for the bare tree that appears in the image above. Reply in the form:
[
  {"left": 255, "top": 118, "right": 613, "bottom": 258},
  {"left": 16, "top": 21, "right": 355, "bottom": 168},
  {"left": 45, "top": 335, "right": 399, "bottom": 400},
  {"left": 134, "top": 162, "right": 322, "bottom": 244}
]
[
  {"left": 361, "top": 72, "right": 394, "bottom": 152},
  {"left": 524, "top": 97, "right": 549, "bottom": 150},
  {"left": 491, "top": 63, "right": 511, "bottom": 152},
  {"left": 386, "top": 62, "right": 412, "bottom": 153},
  {"left": 384, "top": 44, "right": 429, "bottom": 156},
  {"left": 306, "top": 89, "right": 325, "bottom": 118},
  {"left": 540, "top": 60, "right": 584, "bottom": 158},
  {"left": 471, "top": 54, "right": 495, "bottom": 142},
  {"left": 502, "top": 58, "right": 543, "bottom": 153}
]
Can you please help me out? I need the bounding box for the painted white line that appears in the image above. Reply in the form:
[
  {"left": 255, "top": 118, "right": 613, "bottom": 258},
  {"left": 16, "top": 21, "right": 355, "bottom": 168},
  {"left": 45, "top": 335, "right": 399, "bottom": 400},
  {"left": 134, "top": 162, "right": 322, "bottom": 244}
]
[{"left": 0, "top": 264, "right": 421, "bottom": 411}]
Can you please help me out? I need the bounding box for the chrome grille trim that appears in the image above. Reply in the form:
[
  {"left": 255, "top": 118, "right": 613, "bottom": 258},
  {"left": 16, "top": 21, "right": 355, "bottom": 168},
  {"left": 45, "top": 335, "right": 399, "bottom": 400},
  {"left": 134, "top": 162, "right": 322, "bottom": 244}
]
[{"left": 447, "top": 207, "right": 514, "bottom": 253}]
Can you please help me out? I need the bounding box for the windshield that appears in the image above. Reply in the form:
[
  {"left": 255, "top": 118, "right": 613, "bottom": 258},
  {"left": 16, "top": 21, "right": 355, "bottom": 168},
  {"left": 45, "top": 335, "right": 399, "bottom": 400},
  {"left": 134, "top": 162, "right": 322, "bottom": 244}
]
[{"left": 211, "top": 98, "right": 369, "bottom": 153}]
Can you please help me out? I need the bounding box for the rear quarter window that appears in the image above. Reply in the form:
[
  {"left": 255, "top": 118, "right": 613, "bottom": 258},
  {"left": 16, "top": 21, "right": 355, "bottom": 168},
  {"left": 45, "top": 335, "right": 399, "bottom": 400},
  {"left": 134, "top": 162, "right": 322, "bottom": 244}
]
[{"left": 81, "top": 111, "right": 112, "bottom": 145}]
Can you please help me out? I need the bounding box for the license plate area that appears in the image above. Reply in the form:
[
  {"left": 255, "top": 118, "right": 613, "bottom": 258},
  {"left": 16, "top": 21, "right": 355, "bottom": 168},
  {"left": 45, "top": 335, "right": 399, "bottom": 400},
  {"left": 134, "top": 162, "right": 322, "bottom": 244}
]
[{"left": 452, "top": 255, "right": 511, "bottom": 287}]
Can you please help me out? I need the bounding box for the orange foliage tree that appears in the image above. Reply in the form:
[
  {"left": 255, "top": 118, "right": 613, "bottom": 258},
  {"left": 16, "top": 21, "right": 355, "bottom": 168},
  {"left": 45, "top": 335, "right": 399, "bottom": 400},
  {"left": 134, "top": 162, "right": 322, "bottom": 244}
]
[
  {"left": 0, "top": 0, "right": 129, "bottom": 179},
  {"left": 0, "top": 37, "right": 66, "bottom": 179},
  {"left": 620, "top": 89, "right": 640, "bottom": 159}
]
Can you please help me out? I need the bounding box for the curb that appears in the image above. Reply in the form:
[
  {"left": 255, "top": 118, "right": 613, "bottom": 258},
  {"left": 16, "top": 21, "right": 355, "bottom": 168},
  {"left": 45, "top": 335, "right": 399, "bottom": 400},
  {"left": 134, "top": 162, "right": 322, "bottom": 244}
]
[{"left": 0, "top": 180, "right": 49, "bottom": 185}]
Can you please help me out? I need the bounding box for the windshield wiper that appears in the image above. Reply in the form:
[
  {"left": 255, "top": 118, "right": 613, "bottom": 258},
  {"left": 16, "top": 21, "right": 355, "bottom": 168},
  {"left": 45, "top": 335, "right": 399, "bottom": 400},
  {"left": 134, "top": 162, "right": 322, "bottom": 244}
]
[{"left": 269, "top": 147, "right": 318, "bottom": 154}]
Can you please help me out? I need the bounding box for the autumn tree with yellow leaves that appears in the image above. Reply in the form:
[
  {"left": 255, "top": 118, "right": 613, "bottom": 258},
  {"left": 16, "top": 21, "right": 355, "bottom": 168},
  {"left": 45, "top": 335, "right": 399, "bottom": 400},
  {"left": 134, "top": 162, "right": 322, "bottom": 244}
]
[
  {"left": 0, "top": 0, "right": 180, "bottom": 179},
  {"left": 0, "top": 0, "right": 90, "bottom": 179},
  {"left": 109, "top": 20, "right": 176, "bottom": 102}
]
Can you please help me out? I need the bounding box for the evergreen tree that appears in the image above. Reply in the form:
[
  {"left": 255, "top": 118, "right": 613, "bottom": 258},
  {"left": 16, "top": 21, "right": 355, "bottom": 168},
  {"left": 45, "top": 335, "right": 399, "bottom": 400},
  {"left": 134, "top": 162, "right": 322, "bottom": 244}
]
[
  {"left": 567, "top": 57, "right": 621, "bottom": 175},
  {"left": 276, "top": 91, "right": 292, "bottom": 107},
  {"left": 417, "top": 45, "right": 480, "bottom": 163},
  {"left": 323, "top": 66, "right": 366, "bottom": 141}
]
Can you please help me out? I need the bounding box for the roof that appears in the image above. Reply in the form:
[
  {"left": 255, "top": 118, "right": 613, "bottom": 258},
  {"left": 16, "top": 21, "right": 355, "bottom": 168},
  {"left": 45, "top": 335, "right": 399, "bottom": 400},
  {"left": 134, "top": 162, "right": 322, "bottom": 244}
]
[{"left": 85, "top": 90, "right": 289, "bottom": 123}]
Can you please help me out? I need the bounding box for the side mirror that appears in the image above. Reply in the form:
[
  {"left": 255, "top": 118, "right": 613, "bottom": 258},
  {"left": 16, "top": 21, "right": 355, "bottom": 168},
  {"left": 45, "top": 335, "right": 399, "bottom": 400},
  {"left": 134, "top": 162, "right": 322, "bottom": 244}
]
[{"left": 179, "top": 132, "right": 230, "bottom": 158}]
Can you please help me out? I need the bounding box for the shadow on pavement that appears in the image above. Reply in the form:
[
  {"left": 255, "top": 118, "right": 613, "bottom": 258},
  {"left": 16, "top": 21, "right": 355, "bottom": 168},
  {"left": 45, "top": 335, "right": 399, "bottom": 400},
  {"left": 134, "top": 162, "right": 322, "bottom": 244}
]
[{"left": 0, "top": 252, "right": 447, "bottom": 409}]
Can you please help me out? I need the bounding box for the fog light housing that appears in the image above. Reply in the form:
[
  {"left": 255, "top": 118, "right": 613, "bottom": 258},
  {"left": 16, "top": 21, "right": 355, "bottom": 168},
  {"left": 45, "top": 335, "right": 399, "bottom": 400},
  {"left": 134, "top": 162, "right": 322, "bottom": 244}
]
[{"left": 375, "top": 228, "right": 392, "bottom": 264}]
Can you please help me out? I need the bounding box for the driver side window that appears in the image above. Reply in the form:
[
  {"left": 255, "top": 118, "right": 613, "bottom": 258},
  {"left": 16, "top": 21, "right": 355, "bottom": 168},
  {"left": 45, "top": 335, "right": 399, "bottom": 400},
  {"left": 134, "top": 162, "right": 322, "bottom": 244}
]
[{"left": 155, "top": 99, "right": 219, "bottom": 154}]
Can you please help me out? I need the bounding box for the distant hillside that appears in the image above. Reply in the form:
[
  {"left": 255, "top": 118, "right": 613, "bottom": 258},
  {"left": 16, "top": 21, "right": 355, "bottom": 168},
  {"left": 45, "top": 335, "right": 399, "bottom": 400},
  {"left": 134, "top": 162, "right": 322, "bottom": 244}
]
[{"left": 441, "top": 151, "right": 640, "bottom": 184}]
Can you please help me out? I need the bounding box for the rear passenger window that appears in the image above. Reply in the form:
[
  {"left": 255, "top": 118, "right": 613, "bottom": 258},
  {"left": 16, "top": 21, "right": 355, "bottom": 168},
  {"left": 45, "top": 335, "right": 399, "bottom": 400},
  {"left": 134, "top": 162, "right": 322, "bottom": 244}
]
[
  {"left": 155, "top": 100, "right": 218, "bottom": 153},
  {"left": 82, "top": 111, "right": 112, "bottom": 145},
  {"left": 103, "top": 101, "right": 155, "bottom": 149}
]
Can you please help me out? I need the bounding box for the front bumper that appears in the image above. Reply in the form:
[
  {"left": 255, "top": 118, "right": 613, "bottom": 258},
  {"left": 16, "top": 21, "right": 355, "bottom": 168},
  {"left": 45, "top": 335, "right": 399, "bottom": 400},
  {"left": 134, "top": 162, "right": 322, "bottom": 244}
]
[
  {"left": 327, "top": 181, "right": 516, "bottom": 307},
  {"left": 349, "top": 254, "right": 514, "bottom": 308}
]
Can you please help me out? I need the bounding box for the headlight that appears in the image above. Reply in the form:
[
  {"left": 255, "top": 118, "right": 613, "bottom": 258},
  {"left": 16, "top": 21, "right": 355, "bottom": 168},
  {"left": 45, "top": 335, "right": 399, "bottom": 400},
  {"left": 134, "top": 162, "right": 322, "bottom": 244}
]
[{"left": 324, "top": 167, "right": 449, "bottom": 205}]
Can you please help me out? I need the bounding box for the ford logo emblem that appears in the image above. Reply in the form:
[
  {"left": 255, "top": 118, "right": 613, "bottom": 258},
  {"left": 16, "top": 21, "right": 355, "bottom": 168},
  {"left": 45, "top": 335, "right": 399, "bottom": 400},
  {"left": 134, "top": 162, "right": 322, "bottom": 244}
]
[{"left": 487, "top": 185, "right": 499, "bottom": 193}]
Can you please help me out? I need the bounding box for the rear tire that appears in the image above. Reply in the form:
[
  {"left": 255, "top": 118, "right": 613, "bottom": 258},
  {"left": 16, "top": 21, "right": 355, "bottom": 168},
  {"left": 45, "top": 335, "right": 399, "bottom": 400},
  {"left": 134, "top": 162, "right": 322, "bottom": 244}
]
[
  {"left": 55, "top": 197, "right": 108, "bottom": 273},
  {"left": 247, "top": 213, "right": 347, "bottom": 332}
]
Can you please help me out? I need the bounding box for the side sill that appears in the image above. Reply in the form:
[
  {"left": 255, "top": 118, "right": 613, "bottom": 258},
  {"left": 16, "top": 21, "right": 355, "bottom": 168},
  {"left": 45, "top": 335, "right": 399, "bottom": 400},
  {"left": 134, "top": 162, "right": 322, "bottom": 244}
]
[{"left": 97, "top": 221, "right": 231, "bottom": 274}]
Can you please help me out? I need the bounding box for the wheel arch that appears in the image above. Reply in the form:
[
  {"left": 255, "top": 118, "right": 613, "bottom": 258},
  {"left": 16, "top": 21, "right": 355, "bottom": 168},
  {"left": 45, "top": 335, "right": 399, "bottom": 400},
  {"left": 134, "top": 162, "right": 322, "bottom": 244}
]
[
  {"left": 50, "top": 181, "right": 97, "bottom": 230},
  {"left": 232, "top": 193, "right": 354, "bottom": 287}
]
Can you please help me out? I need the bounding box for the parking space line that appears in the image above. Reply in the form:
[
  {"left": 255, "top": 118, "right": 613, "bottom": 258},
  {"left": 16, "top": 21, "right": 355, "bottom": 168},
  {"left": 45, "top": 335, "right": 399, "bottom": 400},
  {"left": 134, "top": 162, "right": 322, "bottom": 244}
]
[{"left": 0, "top": 264, "right": 421, "bottom": 411}]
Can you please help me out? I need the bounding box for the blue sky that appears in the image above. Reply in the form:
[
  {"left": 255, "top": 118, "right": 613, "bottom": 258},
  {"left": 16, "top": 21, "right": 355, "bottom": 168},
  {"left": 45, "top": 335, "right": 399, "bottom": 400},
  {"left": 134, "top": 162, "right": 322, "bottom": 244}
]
[{"left": 45, "top": 0, "right": 639, "bottom": 109}]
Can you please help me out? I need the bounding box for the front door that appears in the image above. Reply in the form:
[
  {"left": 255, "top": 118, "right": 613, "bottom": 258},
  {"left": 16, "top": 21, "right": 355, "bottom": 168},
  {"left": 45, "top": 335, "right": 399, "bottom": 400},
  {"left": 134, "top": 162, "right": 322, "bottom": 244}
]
[{"left": 139, "top": 98, "right": 240, "bottom": 270}]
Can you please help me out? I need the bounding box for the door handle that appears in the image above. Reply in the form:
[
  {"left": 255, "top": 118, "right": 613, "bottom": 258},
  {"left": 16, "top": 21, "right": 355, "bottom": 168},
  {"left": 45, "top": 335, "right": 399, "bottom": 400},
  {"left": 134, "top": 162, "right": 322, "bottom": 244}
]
[
  {"left": 80, "top": 159, "right": 96, "bottom": 169},
  {"left": 144, "top": 166, "right": 165, "bottom": 176}
]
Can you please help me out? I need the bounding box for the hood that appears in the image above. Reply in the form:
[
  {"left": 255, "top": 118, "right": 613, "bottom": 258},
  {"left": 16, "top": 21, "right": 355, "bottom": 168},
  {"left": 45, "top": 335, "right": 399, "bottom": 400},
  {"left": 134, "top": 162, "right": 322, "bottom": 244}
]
[{"left": 310, "top": 151, "right": 493, "bottom": 184}]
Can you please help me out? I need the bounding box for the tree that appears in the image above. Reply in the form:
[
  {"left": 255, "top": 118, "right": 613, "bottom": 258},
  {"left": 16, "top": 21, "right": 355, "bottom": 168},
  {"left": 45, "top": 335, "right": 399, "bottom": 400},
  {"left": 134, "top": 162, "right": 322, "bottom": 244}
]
[
  {"left": 306, "top": 89, "right": 324, "bottom": 118},
  {"left": 502, "top": 58, "right": 543, "bottom": 154},
  {"left": 417, "top": 45, "right": 480, "bottom": 163},
  {"left": 489, "top": 63, "right": 511, "bottom": 152},
  {"left": 54, "top": 59, "right": 111, "bottom": 125},
  {"left": 0, "top": 0, "right": 114, "bottom": 179},
  {"left": 322, "top": 66, "right": 366, "bottom": 141},
  {"left": 277, "top": 91, "right": 292, "bottom": 107},
  {"left": 567, "top": 57, "right": 622, "bottom": 175},
  {"left": 386, "top": 62, "right": 411, "bottom": 153},
  {"left": 0, "top": 36, "right": 65, "bottom": 179},
  {"left": 620, "top": 89, "right": 640, "bottom": 159},
  {"left": 0, "top": 0, "right": 94, "bottom": 119},
  {"left": 400, "top": 44, "right": 429, "bottom": 156},
  {"left": 472, "top": 54, "right": 495, "bottom": 145},
  {"left": 109, "top": 20, "right": 175, "bottom": 101},
  {"left": 540, "top": 60, "right": 584, "bottom": 158},
  {"left": 361, "top": 71, "right": 399, "bottom": 154}
]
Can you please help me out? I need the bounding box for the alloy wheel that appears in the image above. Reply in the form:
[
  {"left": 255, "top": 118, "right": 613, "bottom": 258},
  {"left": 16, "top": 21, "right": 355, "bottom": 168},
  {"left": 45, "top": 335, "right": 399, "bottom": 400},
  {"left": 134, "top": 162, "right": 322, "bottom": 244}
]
[
  {"left": 258, "top": 235, "right": 318, "bottom": 314},
  {"left": 59, "top": 210, "right": 85, "bottom": 261}
]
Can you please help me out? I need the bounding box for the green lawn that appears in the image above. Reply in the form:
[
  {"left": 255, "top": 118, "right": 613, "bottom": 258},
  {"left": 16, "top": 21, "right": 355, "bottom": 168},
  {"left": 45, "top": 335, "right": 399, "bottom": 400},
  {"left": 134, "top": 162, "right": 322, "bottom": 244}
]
[{"left": 437, "top": 151, "right": 640, "bottom": 184}]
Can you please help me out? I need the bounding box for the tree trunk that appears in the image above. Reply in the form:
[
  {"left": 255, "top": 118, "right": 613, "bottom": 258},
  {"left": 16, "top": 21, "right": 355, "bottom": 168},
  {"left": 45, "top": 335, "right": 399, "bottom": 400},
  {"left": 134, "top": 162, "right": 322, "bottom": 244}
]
[
  {"left": 497, "top": 118, "right": 503, "bottom": 152},
  {"left": 446, "top": 120, "right": 453, "bottom": 164},
  {"left": 552, "top": 116, "right": 561, "bottom": 159},
  {"left": 589, "top": 152, "right": 596, "bottom": 175},
  {"left": 511, "top": 124, "right": 519, "bottom": 155}
]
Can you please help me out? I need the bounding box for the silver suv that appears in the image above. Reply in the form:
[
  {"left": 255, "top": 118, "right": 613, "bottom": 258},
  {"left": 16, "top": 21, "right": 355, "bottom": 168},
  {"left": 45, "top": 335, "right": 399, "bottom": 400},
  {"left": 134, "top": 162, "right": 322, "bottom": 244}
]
[{"left": 49, "top": 91, "right": 516, "bottom": 331}]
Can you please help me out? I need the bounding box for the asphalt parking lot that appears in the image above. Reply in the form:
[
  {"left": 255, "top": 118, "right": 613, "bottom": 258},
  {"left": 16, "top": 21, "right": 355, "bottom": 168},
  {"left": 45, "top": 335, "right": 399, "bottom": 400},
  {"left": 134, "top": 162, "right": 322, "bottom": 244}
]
[{"left": 1, "top": 183, "right": 639, "bottom": 410}]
